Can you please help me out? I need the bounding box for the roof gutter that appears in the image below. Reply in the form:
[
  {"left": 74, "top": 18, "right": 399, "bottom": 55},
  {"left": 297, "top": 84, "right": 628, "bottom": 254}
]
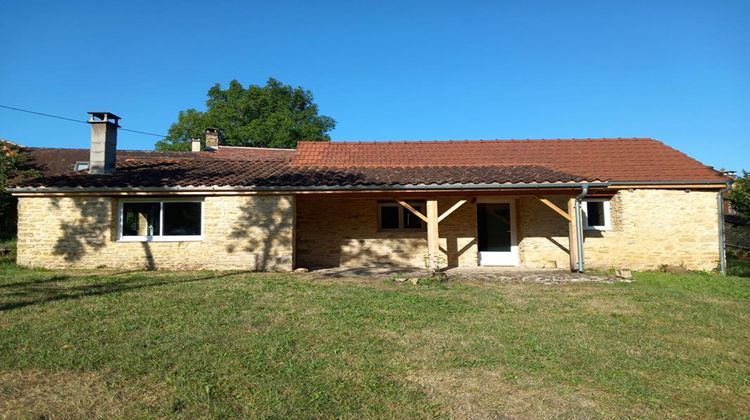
[
  {"left": 8, "top": 182, "right": 613, "bottom": 194},
  {"left": 7, "top": 179, "right": 731, "bottom": 195}
]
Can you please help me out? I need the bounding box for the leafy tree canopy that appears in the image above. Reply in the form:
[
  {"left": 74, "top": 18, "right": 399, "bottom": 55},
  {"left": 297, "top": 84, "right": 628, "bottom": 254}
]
[
  {"left": 728, "top": 170, "right": 750, "bottom": 220},
  {"left": 0, "top": 142, "right": 39, "bottom": 233},
  {"left": 156, "top": 78, "right": 335, "bottom": 151}
]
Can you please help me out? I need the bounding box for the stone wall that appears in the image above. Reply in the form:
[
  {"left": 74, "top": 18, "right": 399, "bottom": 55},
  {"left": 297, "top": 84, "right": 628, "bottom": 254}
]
[
  {"left": 516, "top": 196, "right": 570, "bottom": 269},
  {"left": 16, "top": 195, "right": 294, "bottom": 270},
  {"left": 295, "top": 197, "right": 477, "bottom": 269},
  {"left": 297, "top": 190, "right": 721, "bottom": 271},
  {"left": 517, "top": 190, "right": 720, "bottom": 271},
  {"left": 17, "top": 189, "right": 721, "bottom": 272}
]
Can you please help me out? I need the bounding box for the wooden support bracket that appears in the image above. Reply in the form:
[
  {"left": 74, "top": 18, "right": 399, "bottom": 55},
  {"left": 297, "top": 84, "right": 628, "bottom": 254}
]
[
  {"left": 535, "top": 196, "right": 572, "bottom": 222},
  {"left": 438, "top": 199, "right": 468, "bottom": 223},
  {"left": 396, "top": 200, "right": 428, "bottom": 223}
]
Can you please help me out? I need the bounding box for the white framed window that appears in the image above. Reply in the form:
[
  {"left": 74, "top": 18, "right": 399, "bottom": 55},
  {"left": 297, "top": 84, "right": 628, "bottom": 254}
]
[
  {"left": 74, "top": 161, "right": 90, "bottom": 171},
  {"left": 582, "top": 199, "right": 612, "bottom": 231},
  {"left": 378, "top": 201, "right": 425, "bottom": 231},
  {"left": 118, "top": 198, "right": 204, "bottom": 242}
]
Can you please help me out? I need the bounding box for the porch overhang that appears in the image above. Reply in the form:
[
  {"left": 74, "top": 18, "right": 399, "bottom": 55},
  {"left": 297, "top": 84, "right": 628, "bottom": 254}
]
[{"left": 10, "top": 179, "right": 730, "bottom": 196}]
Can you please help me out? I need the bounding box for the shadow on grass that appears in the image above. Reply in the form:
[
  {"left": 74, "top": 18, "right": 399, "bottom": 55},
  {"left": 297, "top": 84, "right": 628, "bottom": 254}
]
[{"left": 0, "top": 271, "right": 253, "bottom": 311}]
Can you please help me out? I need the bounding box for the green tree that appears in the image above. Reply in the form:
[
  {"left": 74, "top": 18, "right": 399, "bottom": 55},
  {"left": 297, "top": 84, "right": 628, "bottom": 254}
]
[
  {"left": 0, "top": 142, "right": 39, "bottom": 236},
  {"left": 156, "top": 78, "right": 335, "bottom": 150},
  {"left": 728, "top": 171, "right": 750, "bottom": 219}
]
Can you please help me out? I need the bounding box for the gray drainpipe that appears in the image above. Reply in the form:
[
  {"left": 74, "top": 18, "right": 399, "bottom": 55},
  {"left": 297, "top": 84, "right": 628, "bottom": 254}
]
[
  {"left": 574, "top": 185, "right": 590, "bottom": 272},
  {"left": 717, "top": 183, "right": 733, "bottom": 274}
]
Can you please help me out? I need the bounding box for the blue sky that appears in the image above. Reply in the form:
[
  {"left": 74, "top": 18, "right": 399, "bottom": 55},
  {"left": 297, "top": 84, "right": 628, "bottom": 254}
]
[{"left": 1, "top": 0, "right": 747, "bottom": 170}]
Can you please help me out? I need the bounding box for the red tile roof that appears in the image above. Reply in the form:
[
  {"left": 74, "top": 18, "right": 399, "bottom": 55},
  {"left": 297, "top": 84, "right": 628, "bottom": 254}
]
[
  {"left": 206, "top": 146, "right": 294, "bottom": 161},
  {"left": 23, "top": 146, "right": 293, "bottom": 176},
  {"left": 21, "top": 160, "right": 584, "bottom": 189},
  {"left": 12, "top": 138, "right": 728, "bottom": 190},
  {"left": 292, "top": 138, "right": 726, "bottom": 182}
]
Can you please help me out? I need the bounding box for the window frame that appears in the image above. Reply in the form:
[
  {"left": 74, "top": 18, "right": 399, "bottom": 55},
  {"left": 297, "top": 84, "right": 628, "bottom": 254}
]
[
  {"left": 582, "top": 198, "right": 612, "bottom": 231},
  {"left": 74, "top": 161, "right": 90, "bottom": 171},
  {"left": 377, "top": 201, "right": 426, "bottom": 232},
  {"left": 117, "top": 197, "right": 205, "bottom": 242}
]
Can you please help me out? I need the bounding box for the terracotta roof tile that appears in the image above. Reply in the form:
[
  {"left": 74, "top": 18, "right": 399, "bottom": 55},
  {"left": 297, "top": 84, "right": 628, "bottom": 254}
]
[
  {"left": 14, "top": 138, "right": 728, "bottom": 190},
  {"left": 23, "top": 146, "right": 294, "bottom": 177},
  {"left": 19, "top": 160, "right": 584, "bottom": 189},
  {"left": 292, "top": 138, "right": 726, "bottom": 182}
]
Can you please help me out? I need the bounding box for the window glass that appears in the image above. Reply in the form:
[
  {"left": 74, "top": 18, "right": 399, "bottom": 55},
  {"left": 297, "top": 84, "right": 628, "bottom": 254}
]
[
  {"left": 163, "top": 202, "right": 202, "bottom": 236},
  {"left": 380, "top": 205, "right": 400, "bottom": 229},
  {"left": 477, "top": 203, "right": 511, "bottom": 251},
  {"left": 122, "top": 202, "right": 160, "bottom": 236},
  {"left": 74, "top": 161, "right": 90, "bottom": 171},
  {"left": 403, "top": 205, "right": 424, "bottom": 229},
  {"left": 586, "top": 202, "right": 605, "bottom": 227}
]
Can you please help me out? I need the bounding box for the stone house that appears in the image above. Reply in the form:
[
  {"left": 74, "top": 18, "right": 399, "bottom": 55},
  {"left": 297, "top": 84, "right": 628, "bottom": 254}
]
[{"left": 10, "top": 112, "right": 732, "bottom": 273}]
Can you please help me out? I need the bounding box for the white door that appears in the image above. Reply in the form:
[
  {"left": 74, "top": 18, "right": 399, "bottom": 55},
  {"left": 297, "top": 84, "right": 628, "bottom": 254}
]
[{"left": 477, "top": 200, "right": 519, "bottom": 266}]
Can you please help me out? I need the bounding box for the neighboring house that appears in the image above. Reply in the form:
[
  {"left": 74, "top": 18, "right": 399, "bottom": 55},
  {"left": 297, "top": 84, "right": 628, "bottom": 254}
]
[
  {"left": 22, "top": 144, "right": 293, "bottom": 176},
  {"left": 9, "top": 112, "right": 732, "bottom": 272}
]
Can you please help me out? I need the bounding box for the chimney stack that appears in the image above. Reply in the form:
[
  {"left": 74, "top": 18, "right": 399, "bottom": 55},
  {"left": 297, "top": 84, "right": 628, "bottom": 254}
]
[
  {"left": 205, "top": 128, "right": 220, "bottom": 150},
  {"left": 191, "top": 138, "right": 201, "bottom": 152},
  {"left": 88, "top": 112, "right": 120, "bottom": 174}
]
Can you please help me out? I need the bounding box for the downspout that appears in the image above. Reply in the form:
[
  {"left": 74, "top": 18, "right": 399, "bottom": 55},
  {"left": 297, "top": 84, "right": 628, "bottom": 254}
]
[
  {"left": 717, "top": 182, "right": 732, "bottom": 275},
  {"left": 574, "top": 185, "right": 590, "bottom": 272}
]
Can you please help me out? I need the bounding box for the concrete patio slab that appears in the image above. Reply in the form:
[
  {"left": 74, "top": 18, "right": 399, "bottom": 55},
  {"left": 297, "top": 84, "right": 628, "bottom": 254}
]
[{"left": 307, "top": 266, "right": 628, "bottom": 283}]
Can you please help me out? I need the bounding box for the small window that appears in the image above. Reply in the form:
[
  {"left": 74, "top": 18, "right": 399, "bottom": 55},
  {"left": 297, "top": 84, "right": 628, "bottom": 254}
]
[
  {"left": 74, "top": 161, "right": 90, "bottom": 171},
  {"left": 403, "top": 203, "right": 424, "bottom": 229},
  {"left": 120, "top": 199, "right": 203, "bottom": 241},
  {"left": 582, "top": 199, "right": 611, "bottom": 230},
  {"left": 378, "top": 201, "right": 425, "bottom": 231},
  {"left": 380, "top": 205, "right": 400, "bottom": 229}
]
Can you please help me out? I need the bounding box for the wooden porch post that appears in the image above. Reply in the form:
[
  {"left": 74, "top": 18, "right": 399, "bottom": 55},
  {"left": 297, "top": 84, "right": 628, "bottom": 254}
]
[
  {"left": 426, "top": 199, "right": 439, "bottom": 271},
  {"left": 567, "top": 197, "right": 579, "bottom": 271}
]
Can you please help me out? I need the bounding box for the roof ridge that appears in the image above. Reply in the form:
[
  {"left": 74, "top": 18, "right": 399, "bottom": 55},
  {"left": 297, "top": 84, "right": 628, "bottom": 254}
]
[
  {"left": 216, "top": 145, "right": 296, "bottom": 151},
  {"left": 120, "top": 156, "right": 292, "bottom": 164},
  {"left": 298, "top": 137, "right": 658, "bottom": 145}
]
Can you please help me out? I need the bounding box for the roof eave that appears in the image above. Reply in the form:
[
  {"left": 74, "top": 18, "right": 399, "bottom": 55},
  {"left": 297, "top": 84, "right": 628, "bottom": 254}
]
[{"left": 8, "top": 179, "right": 731, "bottom": 195}]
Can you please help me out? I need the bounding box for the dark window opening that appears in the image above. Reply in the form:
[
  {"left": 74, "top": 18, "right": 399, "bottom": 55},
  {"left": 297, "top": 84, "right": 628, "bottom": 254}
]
[
  {"left": 378, "top": 202, "right": 425, "bottom": 231},
  {"left": 121, "top": 201, "right": 202, "bottom": 238},
  {"left": 583, "top": 200, "right": 610, "bottom": 230},
  {"left": 122, "top": 202, "right": 160, "bottom": 237},
  {"left": 163, "top": 202, "right": 202, "bottom": 236},
  {"left": 403, "top": 204, "right": 424, "bottom": 229},
  {"left": 477, "top": 203, "right": 512, "bottom": 252},
  {"left": 380, "top": 205, "right": 400, "bottom": 229}
]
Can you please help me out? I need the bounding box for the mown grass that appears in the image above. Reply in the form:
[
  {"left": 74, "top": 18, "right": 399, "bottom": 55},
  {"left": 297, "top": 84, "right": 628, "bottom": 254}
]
[{"left": 0, "top": 265, "right": 748, "bottom": 418}]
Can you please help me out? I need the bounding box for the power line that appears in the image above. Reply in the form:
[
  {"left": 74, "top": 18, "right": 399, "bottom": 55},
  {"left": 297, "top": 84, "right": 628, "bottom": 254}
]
[
  {"left": 120, "top": 127, "right": 168, "bottom": 137},
  {"left": 0, "top": 104, "right": 87, "bottom": 124},
  {"left": 0, "top": 104, "right": 167, "bottom": 138}
]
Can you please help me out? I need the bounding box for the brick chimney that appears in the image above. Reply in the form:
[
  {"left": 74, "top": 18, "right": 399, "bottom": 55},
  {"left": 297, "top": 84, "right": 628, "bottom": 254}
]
[
  {"left": 205, "top": 128, "right": 220, "bottom": 150},
  {"left": 191, "top": 138, "right": 201, "bottom": 152},
  {"left": 88, "top": 112, "right": 120, "bottom": 174}
]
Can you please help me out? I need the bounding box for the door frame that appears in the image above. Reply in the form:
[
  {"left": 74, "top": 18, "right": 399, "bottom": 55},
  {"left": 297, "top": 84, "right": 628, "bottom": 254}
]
[{"left": 476, "top": 197, "right": 519, "bottom": 266}]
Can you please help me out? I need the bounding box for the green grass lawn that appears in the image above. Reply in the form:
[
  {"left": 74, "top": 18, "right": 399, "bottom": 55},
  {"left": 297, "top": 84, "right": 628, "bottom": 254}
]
[{"left": 0, "top": 264, "right": 748, "bottom": 418}]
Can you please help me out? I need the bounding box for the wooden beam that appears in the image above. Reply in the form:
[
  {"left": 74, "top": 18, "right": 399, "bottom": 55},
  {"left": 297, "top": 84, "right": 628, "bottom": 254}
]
[
  {"left": 426, "top": 200, "right": 440, "bottom": 271},
  {"left": 396, "top": 200, "right": 428, "bottom": 223},
  {"left": 438, "top": 199, "right": 467, "bottom": 223},
  {"left": 535, "top": 196, "right": 572, "bottom": 222},
  {"left": 567, "top": 198, "right": 579, "bottom": 271}
]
